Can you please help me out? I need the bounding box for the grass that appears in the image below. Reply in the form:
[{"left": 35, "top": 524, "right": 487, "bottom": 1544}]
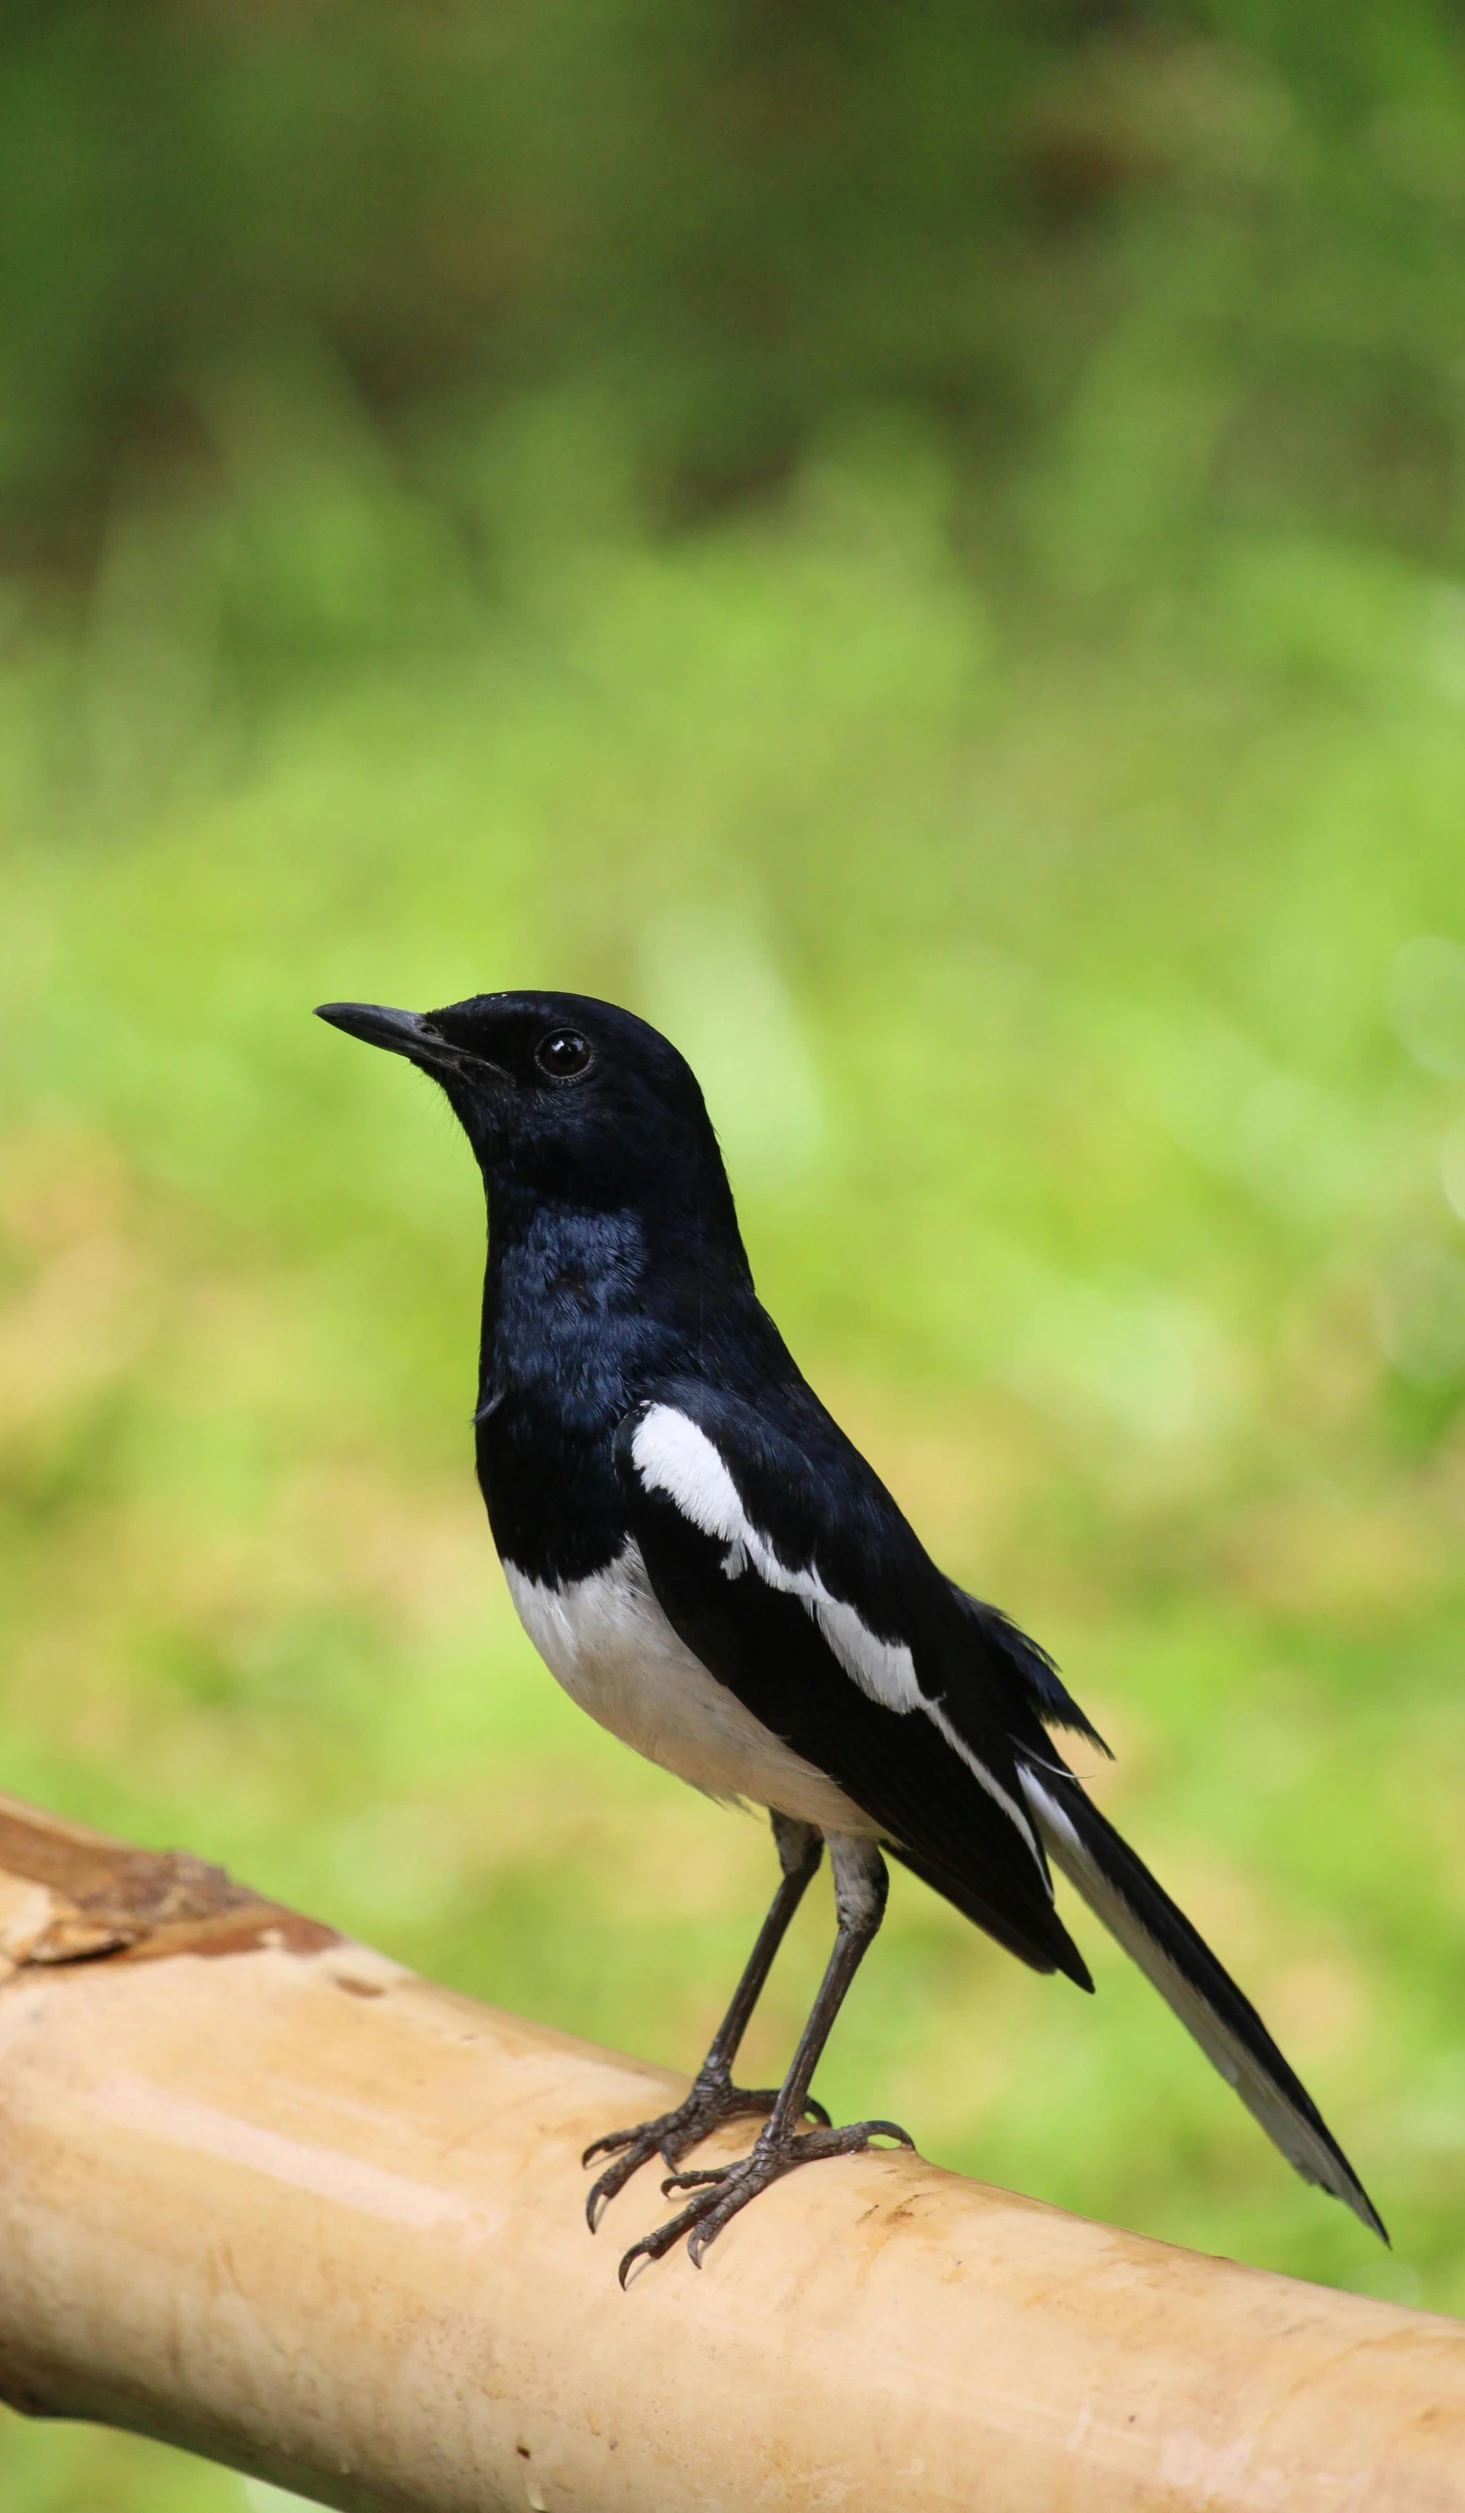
[{"left": 1, "top": 423, "right": 1463, "bottom": 2503}]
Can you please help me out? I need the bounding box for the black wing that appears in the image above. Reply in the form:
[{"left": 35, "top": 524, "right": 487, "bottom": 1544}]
[
  {"left": 947, "top": 1582, "right": 1111, "bottom": 1759},
  {"left": 614, "top": 1380, "right": 1091, "bottom": 1988}
]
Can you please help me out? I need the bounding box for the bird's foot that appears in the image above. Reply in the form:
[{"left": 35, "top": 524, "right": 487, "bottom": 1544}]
[
  {"left": 582, "top": 2064, "right": 831, "bottom": 2232},
  {"left": 615, "top": 2113, "right": 915, "bottom": 2284}
]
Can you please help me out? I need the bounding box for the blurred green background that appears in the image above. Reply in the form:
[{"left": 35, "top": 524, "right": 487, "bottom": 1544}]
[{"left": 4, "top": 0, "right": 1465, "bottom": 2500}]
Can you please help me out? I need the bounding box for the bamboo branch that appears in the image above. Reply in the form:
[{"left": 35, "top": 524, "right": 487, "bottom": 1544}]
[{"left": 0, "top": 1791, "right": 1454, "bottom": 2512}]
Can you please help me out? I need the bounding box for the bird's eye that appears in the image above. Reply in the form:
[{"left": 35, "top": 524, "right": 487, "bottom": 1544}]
[{"left": 535, "top": 1028, "right": 593, "bottom": 1080}]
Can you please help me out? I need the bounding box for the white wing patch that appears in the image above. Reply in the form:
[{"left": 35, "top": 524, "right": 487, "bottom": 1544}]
[
  {"left": 631, "top": 1402, "right": 747, "bottom": 1550},
  {"left": 631, "top": 1402, "right": 1044, "bottom": 1869},
  {"left": 926, "top": 1702, "right": 1041, "bottom": 1865},
  {"left": 631, "top": 1404, "right": 919, "bottom": 1707}
]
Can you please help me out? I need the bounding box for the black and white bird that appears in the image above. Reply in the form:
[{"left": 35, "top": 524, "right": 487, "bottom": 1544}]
[{"left": 317, "top": 988, "right": 1384, "bottom": 2277}]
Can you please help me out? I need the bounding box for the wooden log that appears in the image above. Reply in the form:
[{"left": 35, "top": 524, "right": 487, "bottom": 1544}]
[{"left": 0, "top": 1790, "right": 1454, "bottom": 2513}]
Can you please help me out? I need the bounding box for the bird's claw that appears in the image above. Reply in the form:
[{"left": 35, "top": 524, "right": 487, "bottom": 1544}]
[
  {"left": 582, "top": 2073, "right": 829, "bottom": 2232},
  {"left": 662, "top": 2089, "right": 830, "bottom": 2173},
  {"left": 615, "top": 2115, "right": 915, "bottom": 2284}
]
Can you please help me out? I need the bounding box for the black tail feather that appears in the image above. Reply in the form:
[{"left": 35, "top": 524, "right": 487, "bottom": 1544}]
[{"left": 1017, "top": 1760, "right": 1386, "bottom": 2241}]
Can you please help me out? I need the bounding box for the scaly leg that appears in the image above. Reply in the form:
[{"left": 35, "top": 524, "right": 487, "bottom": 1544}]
[
  {"left": 616, "top": 1834, "right": 914, "bottom": 2282},
  {"left": 584, "top": 1813, "right": 828, "bottom": 2231}
]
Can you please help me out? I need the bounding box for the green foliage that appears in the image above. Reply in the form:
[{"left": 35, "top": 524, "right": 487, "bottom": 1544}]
[
  {"left": 6, "top": 0, "right": 1465, "bottom": 578},
  {"left": 1, "top": 4, "right": 1464, "bottom": 2503}
]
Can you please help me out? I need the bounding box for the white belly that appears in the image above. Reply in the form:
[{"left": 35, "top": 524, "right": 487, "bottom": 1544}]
[{"left": 502, "top": 1541, "right": 875, "bottom": 1834}]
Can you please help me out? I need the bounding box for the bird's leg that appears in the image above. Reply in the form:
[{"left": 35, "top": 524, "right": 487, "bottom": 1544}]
[
  {"left": 584, "top": 1814, "right": 828, "bottom": 2231},
  {"left": 617, "top": 1835, "right": 914, "bottom": 2282}
]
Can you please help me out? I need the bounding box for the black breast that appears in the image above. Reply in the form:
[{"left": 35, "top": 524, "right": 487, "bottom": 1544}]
[
  {"left": 475, "top": 1200, "right": 674, "bottom": 1584},
  {"left": 476, "top": 1394, "right": 625, "bottom": 1584}
]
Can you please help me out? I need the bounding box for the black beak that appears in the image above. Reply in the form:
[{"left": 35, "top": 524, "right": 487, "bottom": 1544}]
[{"left": 315, "top": 1001, "right": 448, "bottom": 1071}]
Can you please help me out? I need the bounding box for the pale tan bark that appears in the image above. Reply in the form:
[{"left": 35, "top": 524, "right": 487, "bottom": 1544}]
[{"left": 0, "top": 1791, "right": 1454, "bottom": 2512}]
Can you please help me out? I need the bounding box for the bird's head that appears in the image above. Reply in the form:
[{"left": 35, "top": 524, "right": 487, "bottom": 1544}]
[{"left": 316, "top": 990, "right": 745, "bottom": 1250}]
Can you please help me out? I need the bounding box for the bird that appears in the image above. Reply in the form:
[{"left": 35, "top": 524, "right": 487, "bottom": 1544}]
[{"left": 317, "top": 987, "right": 1385, "bottom": 2280}]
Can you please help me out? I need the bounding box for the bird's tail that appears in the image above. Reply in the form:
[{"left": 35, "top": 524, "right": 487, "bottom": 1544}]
[{"left": 1016, "top": 1758, "right": 1386, "bottom": 2240}]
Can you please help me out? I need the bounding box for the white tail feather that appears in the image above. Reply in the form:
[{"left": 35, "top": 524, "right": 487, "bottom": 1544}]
[{"left": 1019, "top": 1767, "right": 1383, "bottom": 2238}]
